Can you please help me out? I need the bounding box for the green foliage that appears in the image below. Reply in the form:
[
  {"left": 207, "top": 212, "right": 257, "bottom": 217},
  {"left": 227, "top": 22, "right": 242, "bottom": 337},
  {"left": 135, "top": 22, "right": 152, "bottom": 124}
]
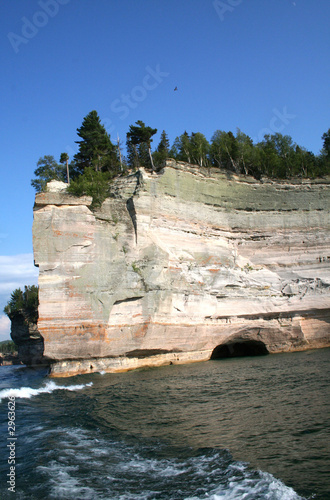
[
  {"left": 318, "top": 129, "right": 330, "bottom": 177},
  {"left": 171, "top": 131, "right": 192, "bottom": 163},
  {"left": 153, "top": 130, "right": 170, "bottom": 167},
  {"left": 321, "top": 129, "right": 330, "bottom": 157},
  {"left": 131, "top": 262, "right": 141, "bottom": 274},
  {"left": 0, "top": 340, "right": 17, "bottom": 354},
  {"left": 207, "top": 129, "right": 329, "bottom": 179},
  {"left": 209, "top": 130, "right": 240, "bottom": 172},
  {"left": 32, "top": 112, "right": 329, "bottom": 200},
  {"left": 4, "top": 285, "right": 39, "bottom": 323},
  {"left": 74, "top": 110, "right": 119, "bottom": 176},
  {"left": 31, "top": 155, "right": 66, "bottom": 192},
  {"left": 67, "top": 167, "right": 113, "bottom": 208},
  {"left": 126, "top": 120, "right": 157, "bottom": 170},
  {"left": 170, "top": 131, "right": 210, "bottom": 168},
  {"left": 190, "top": 132, "right": 210, "bottom": 167}
]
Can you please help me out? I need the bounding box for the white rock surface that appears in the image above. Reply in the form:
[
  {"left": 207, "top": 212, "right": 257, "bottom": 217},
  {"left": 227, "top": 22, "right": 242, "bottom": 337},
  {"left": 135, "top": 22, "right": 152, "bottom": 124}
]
[{"left": 32, "top": 161, "right": 330, "bottom": 376}]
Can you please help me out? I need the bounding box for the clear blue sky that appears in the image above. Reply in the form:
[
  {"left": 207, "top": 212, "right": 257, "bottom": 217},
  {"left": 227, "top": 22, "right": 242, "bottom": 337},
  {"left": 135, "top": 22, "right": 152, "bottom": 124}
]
[{"left": 0, "top": 0, "right": 329, "bottom": 340}]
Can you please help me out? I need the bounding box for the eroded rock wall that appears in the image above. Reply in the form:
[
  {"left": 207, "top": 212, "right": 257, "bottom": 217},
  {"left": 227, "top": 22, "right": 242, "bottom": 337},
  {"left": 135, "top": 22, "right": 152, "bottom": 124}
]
[{"left": 32, "top": 161, "right": 330, "bottom": 376}]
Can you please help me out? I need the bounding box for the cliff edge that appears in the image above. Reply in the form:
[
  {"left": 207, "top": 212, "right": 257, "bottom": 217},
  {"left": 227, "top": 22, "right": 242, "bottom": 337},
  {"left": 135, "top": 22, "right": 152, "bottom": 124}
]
[{"left": 32, "top": 160, "right": 330, "bottom": 376}]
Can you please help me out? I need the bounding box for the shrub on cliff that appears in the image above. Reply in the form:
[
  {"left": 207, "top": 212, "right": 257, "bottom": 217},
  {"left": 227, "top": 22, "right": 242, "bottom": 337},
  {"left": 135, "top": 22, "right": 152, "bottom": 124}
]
[
  {"left": 4, "top": 285, "right": 39, "bottom": 324},
  {"left": 67, "top": 167, "right": 113, "bottom": 208}
]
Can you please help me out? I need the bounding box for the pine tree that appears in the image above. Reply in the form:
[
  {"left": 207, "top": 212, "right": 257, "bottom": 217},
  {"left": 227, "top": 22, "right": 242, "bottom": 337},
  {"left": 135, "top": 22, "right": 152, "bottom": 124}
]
[
  {"left": 153, "top": 130, "right": 170, "bottom": 167},
  {"left": 126, "top": 120, "right": 157, "bottom": 171},
  {"left": 74, "top": 110, "right": 118, "bottom": 175}
]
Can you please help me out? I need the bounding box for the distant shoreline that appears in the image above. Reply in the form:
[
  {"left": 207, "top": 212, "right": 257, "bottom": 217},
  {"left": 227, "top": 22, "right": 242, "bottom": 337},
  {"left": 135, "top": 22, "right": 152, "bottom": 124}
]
[{"left": 0, "top": 353, "right": 21, "bottom": 366}]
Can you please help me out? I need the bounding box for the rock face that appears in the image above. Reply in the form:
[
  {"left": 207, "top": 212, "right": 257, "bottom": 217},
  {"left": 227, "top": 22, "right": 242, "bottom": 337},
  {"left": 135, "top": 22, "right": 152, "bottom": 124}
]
[
  {"left": 32, "top": 161, "right": 330, "bottom": 376},
  {"left": 10, "top": 313, "right": 44, "bottom": 365}
]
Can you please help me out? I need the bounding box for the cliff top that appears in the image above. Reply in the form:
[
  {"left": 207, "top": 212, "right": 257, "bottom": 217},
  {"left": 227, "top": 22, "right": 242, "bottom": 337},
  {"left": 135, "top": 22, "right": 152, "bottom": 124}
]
[{"left": 34, "top": 159, "right": 330, "bottom": 213}]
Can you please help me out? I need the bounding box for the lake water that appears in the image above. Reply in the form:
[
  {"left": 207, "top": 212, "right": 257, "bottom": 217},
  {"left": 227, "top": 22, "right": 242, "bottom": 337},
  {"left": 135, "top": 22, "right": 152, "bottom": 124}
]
[{"left": 0, "top": 348, "right": 329, "bottom": 499}]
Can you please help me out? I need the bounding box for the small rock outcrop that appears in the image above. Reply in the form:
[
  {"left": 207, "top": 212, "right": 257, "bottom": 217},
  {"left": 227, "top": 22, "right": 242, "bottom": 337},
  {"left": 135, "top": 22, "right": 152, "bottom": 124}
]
[
  {"left": 32, "top": 161, "right": 330, "bottom": 376},
  {"left": 10, "top": 313, "right": 44, "bottom": 365}
]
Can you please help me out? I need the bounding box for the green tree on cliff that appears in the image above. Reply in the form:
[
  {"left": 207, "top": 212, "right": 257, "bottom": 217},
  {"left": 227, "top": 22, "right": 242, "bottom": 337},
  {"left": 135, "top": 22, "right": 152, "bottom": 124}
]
[
  {"left": 209, "top": 130, "right": 239, "bottom": 172},
  {"left": 126, "top": 120, "right": 157, "bottom": 171},
  {"left": 4, "top": 285, "right": 39, "bottom": 324},
  {"left": 74, "top": 110, "right": 119, "bottom": 175},
  {"left": 153, "top": 130, "right": 170, "bottom": 167},
  {"left": 31, "top": 155, "right": 67, "bottom": 192},
  {"left": 190, "top": 132, "right": 210, "bottom": 167},
  {"left": 318, "top": 128, "right": 330, "bottom": 176},
  {"left": 171, "top": 131, "right": 192, "bottom": 163}
]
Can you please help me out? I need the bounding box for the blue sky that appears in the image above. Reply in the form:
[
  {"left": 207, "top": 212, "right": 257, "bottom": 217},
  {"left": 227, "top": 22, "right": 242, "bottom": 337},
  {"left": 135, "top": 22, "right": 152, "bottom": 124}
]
[{"left": 0, "top": 0, "right": 329, "bottom": 340}]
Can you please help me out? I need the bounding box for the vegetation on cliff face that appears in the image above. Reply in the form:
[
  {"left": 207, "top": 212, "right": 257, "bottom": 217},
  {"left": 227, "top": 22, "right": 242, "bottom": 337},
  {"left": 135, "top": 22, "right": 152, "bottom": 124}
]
[
  {"left": 30, "top": 111, "right": 330, "bottom": 199},
  {"left": 31, "top": 155, "right": 67, "bottom": 192},
  {"left": 4, "top": 285, "right": 39, "bottom": 324}
]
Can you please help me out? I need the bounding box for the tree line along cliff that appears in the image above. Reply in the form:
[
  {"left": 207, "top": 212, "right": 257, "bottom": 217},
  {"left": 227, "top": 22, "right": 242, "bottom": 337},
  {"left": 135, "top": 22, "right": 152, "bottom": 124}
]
[{"left": 31, "top": 110, "right": 330, "bottom": 209}]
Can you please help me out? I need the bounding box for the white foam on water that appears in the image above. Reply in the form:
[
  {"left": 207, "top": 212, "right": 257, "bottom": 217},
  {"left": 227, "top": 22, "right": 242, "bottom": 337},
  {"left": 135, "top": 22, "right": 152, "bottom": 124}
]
[
  {"left": 120, "top": 456, "right": 188, "bottom": 477},
  {"left": 192, "top": 469, "right": 304, "bottom": 500},
  {"left": 37, "top": 461, "right": 98, "bottom": 500},
  {"left": 0, "top": 381, "right": 93, "bottom": 402},
  {"left": 30, "top": 426, "right": 304, "bottom": 500}
]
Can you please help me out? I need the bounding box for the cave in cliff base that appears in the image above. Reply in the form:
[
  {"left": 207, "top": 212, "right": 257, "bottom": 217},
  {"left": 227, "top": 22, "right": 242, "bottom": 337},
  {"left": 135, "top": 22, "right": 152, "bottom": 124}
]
[{"left": 211, "top": 341, "right": 269, "bottom": 359}]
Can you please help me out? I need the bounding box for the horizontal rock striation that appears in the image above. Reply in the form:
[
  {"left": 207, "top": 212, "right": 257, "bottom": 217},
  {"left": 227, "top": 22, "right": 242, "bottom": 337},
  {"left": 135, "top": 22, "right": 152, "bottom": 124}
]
[{"left": 32, "top": 161, "right": 330, "bottom": 376}]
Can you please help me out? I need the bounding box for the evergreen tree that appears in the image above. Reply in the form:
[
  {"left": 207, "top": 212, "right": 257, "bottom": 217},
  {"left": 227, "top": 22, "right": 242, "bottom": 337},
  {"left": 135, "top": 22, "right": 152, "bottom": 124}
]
[
  {"left": 4, "top": 285, "right": 39, "bottom": 324},
  {"left": 171, "top": 132, "right": 192, "bottom": 163},
  {"left": 126, "top": 138, "right": 140, "bottom": 170},
  {"left": 67, "top": 167, "right": 113, "bottom": 208},
  {"left": 157, "top": 130, "right": 170, "bottom": 154},
  {"left": 74, "top": 110, "right": 118, "bottom": 175},
  {"left": 153, "top": 130, "right": 170, "bottom": 167},
  {"left": 321, "top": 129, "right": 330, "bottom": 158},
  {"left": 126, "top": 120, "right": 157, "bottom": 171},
  {"left": 31, "top": 155, "right": 66, "bottom": 192},
  {"left": 319, "top": 129, "right": 330, "bottom": 176}
]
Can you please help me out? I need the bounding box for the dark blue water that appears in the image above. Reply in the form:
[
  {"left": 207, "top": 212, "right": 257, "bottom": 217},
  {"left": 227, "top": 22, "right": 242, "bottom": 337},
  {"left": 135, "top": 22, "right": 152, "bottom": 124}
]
[{"left": 0, "top": 348, "right": 329, "bottom": 499}]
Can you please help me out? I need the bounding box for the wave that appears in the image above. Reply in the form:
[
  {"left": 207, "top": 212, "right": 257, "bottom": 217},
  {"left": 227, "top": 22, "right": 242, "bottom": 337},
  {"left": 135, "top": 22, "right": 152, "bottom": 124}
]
[
  {"left": 205, "top": 467, "right": 303, "bottom": 500},
  {"left": 0, "top": 381, "right": 93, "bottom": 403},
  {"left": 26, "top": 427, "right": 304, "bottom": 500}
]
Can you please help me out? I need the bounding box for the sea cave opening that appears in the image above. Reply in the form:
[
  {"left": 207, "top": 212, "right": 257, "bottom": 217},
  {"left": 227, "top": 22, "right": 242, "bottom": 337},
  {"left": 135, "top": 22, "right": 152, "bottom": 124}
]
[{"left": 210, "top": 340, "right": 269, "bottom": 359}]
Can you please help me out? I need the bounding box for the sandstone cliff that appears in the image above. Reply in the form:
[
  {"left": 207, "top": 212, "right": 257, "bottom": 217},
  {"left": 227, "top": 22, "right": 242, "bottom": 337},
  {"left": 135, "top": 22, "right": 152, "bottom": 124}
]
[{"left": 32, "top": 161, "right": 330, "bottom": 376}]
